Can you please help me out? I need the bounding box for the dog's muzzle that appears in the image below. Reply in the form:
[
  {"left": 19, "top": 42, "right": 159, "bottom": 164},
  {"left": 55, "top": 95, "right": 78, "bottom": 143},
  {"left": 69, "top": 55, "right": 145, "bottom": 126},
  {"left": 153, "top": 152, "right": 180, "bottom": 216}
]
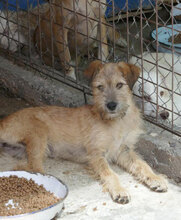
[
  {"left": 106, "top": 101, "right": 129, "bottom": 118},
  {"left": 160, "top": 111, "right": 169, "bottom": 120}
]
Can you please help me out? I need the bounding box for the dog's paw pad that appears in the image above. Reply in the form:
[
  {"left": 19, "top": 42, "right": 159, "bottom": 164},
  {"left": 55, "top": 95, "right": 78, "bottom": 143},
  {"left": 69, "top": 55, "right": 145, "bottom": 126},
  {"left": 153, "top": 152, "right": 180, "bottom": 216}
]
[
  {"left": 111, "top": 190, "right": 130, "bottom": 204},
  {"left": 114, "top": 195, "right": 130, "bottom": 204},
  {"left": 116, "top": 36, "right": 127, "bottom": 47},
  {"left": 67, "top": 68, "right": 76, "bottom": 80}
]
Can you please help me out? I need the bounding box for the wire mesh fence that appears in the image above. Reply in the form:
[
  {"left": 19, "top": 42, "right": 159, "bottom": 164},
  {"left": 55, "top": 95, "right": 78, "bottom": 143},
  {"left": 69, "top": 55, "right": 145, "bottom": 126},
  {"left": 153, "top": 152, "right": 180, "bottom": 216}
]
[{"left": 0, "top": 0, "right": 180, "bottom": 136}]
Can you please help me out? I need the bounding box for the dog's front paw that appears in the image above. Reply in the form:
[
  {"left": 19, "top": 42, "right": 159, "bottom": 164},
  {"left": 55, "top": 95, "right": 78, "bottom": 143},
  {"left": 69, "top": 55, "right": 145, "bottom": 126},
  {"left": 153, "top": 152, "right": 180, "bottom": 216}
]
[
  {"left": 145, "top": 175, "right": 168, "bottom": 192},
  {"left": 67, "top": 67, "right": 76, "bottom": 80},
  {"left": 110, "top": 187, "right": 130, "bottom": 204}
]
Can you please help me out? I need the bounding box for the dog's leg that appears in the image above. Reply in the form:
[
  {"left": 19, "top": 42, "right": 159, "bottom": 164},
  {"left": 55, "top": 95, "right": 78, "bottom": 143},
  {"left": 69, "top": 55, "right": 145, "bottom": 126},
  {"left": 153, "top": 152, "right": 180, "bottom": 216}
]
[
  {"left": 106, "top": 26, "right": 127, "bottom": 47},
  {"left": 88, "top": 153, "right": 130, "bottom": 204},
  {"left": 52, "top": 18, "right": 75, "bottom": 79},
  {"left": 97, "top": 17, "right": 109, "bottom": 62},
  {"left": 14, "top": 134, "right": 47, "bottom": 173},
  {"left": 0, "top": 117, "right": 47, "bottom": 173},
  {"left": 14, "top": 120, "right": 48, "bottom": 173},
  {"left": 115, "top": 146, "right": 167, "bottom": 192}
]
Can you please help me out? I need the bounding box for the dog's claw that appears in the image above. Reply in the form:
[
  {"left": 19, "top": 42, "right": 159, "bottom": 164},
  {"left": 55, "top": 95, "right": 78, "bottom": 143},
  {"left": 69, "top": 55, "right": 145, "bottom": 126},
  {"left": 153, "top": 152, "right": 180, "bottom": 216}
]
[{"left": 151, "top": 185, "right": 167, "bottom": 193}]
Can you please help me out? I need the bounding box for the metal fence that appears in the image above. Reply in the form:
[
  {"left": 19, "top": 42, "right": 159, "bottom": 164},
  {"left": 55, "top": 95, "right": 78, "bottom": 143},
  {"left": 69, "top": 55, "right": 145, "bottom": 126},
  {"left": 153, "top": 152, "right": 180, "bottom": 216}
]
[{"left": 0, "top": 0, "right": 180, "bottom": 136}]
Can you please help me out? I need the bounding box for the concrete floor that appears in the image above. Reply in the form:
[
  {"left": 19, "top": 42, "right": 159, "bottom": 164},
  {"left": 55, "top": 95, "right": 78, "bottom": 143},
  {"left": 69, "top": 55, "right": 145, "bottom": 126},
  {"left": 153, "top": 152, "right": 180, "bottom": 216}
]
[
  {"left": 0, "top": 90, "right": 181, "bottom": 220},
  {"left": 0, "top": 156, "right": 181, "bottom": 220}
]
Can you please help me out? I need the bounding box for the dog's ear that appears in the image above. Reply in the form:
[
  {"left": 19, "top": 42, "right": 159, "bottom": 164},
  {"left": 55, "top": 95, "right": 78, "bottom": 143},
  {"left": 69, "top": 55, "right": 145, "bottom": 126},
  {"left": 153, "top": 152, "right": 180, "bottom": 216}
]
[
  {"left": 118, "top": 62, "right": 140, "bottom": 89},
  {"left": 84, "top": 60, "right": 104, "bottom": 80}
]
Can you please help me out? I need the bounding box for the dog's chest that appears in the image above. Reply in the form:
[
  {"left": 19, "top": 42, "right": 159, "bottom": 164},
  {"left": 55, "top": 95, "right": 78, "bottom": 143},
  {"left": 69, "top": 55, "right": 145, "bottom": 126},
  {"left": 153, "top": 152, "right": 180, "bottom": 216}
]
[
  {"left": 105, "top": 117, "right": 140, "bottom": 159},
  {"left": 112, "top": 128, "right": 129, "bottom": 148},
  {"left": 104, "top": 126, "right": 128, "bottom": 161},
  {"left": 106, "top": 123, "right": 128, "bottom": 149}
]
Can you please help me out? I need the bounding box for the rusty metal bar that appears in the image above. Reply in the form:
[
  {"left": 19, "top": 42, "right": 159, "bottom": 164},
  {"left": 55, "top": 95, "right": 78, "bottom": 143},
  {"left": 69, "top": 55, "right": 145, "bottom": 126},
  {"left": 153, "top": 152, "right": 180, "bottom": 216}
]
[
  {"left": 49, "top": 0, "right": 55, "bottom": 69},
  {"left": 170, "top": 0, "right": 174, "bottom": 130},
  {"left": 26, "top": 0, "right": 32, "bottom": 59},
  {"left": 155, "top": 0, "right": 159, "bottom": 122},
  {"left": 37, "top": 0, "right": 42, "bottom": 62},
  {"left": 73, "top": 0, "right": 78, "bottom": 82},
  {"left": 85, "top": 0, "right": 90, "bottom": 60}
]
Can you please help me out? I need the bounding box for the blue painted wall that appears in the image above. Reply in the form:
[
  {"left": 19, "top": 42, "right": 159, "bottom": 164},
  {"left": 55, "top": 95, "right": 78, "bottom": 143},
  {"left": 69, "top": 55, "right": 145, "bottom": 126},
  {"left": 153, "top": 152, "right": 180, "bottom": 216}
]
[
  {"left": 106, "top": 0, "right": 156, "bottom": 17},
  {"left": 0, "top": 0, "right": 46, "bottom": 11}
]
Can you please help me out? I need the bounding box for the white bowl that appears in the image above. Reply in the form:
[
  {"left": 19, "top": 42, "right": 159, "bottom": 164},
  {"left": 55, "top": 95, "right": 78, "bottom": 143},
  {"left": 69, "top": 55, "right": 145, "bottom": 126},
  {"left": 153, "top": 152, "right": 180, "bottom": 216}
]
[{"left": 0, "top": 171, "right": 68, "bottom": 220}]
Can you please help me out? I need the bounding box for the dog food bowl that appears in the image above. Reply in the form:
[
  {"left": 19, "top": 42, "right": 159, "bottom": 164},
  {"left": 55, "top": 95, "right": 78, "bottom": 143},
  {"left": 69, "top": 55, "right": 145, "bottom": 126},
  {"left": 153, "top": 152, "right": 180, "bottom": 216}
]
[{"left": 0, "top": 171, "right": 68, "bottom": 220}]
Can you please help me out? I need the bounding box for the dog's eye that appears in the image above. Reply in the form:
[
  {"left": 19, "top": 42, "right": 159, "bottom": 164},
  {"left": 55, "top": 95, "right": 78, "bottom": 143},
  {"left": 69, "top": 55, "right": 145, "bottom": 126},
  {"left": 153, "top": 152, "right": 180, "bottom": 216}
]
[
  {"left": 160, "top": 91, "right": 164, "bottom": 97},
  {"left": 116, "top": 82, "right": 123, "bottom": 89},
  {"left": 97, "top": 85, "right": 104, "bottom": 91}
]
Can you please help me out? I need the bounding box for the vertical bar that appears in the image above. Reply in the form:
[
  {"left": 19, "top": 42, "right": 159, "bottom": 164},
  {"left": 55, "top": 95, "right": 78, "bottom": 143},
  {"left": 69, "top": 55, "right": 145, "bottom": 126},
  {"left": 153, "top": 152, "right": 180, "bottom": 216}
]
[
  {"left": 73, "top": 0, "right": 78, "bottom": 82},
  {"left": 126, "top": 0, "right": 129, "bottom": 62},
  {"left": 6, "top": 0, "right": 10, "bottom": 52},
  {"left": 140, "top": 0, "right": 144, "bottom": 115},
  {"left": 155, "top": 0, "right": 159, "bottom": 122},
  {"left": 83, "top": 88, "right": 87, "bottom": 104},
  {"left": 16, "top": 0, "right": 20, "bottom": 56},
  {"left": 49, "top": 0, "right": 55, "bottom": 68},
  {"left": 171, "top": 0, "right": 174, "bottom": 130},
  {"left": 98, "top": 0, "right": 102, "bottom": 61},
  {"left": 26, "top": 0, "right": 32, "bottom": 59},
  {"left": 37, "top": 0, "right": 42, "bottom": 62},
  {"left": 86, "top": 0, "right": 90, "bottom": 60},
  {"left": 112, "top": 0, "right": 115, "bottom": 61},
  {"left": 61, "top": 1, "right": 66, "bottom": 78}
]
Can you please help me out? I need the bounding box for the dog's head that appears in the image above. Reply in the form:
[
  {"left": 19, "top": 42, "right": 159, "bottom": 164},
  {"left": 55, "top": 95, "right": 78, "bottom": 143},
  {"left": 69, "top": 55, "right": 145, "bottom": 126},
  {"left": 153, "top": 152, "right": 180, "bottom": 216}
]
[
  {"left": 84, "top": 60, "right": 140, "bottom": 119},
  {"left": 133, "top": 73, "right": 171, "bottom": 120}
]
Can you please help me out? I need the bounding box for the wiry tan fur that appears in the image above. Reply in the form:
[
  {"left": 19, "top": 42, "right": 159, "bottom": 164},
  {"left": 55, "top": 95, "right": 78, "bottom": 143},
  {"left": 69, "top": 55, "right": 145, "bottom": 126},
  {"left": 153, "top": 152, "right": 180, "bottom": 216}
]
[{"left": 0, "top": 61, "right": 167, "bottom": 204}]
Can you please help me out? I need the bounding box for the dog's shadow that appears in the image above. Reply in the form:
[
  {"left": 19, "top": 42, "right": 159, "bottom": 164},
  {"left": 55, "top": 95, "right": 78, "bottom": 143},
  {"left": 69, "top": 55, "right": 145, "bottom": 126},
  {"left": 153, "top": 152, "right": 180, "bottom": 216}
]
[{"left": 44, "top": 157, "right": 128, "bottom": 192}]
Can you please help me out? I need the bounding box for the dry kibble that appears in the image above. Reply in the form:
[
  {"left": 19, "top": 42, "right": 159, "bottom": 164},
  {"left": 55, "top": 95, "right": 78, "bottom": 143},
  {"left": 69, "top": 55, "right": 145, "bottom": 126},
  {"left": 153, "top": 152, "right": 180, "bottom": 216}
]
[{"left": 0, "top": 176, "right": 61, "bottom": 216}]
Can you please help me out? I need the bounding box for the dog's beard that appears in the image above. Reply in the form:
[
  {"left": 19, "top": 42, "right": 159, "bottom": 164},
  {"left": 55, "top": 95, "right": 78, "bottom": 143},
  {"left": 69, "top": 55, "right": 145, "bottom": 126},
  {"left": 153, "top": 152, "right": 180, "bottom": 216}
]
[{"left": 101, "top": 103, "right": 129, "bottom": 120}]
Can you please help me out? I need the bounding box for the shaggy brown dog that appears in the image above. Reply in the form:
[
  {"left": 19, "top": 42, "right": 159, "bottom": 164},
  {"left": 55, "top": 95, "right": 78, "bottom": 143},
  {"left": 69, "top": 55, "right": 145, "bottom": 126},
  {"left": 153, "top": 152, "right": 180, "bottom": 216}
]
[
  {"left": 34, "top": 0, "right": 127, "bottom": 78},
  {"left": 0, "top": 61, "right": 167, "bottom": 204}
]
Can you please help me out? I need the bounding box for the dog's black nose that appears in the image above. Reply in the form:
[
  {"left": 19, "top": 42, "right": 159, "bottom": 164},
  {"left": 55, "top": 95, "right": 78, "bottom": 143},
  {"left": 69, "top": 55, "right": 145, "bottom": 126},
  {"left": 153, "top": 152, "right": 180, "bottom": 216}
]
[
  {"left": 106, "top": 102, "right": 117, "bottom": 111},
  {"left": 160, "top": 111, "right": 169, "bottom": 120}
]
